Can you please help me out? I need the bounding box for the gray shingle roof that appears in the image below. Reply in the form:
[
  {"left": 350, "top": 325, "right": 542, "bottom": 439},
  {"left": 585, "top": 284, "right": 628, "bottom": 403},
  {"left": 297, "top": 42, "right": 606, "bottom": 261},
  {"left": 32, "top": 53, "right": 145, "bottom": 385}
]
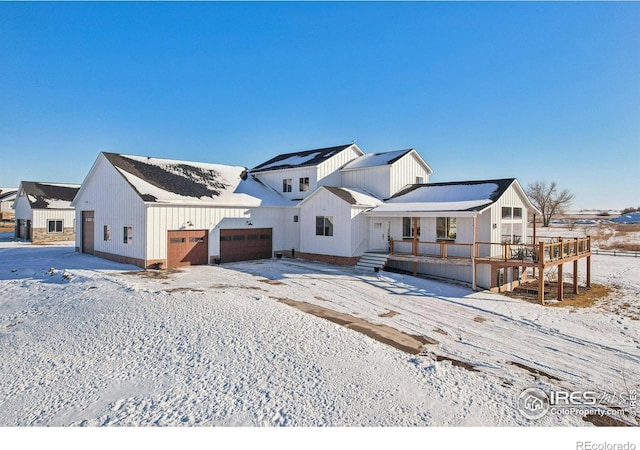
[{"left": 251, "top": 144, "right": 355, "bottom": 173}]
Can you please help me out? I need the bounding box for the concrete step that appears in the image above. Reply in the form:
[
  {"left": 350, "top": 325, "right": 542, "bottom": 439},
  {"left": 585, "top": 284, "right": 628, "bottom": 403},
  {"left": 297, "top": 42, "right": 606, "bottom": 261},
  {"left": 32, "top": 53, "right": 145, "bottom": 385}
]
[{"left": 355, "top": 253, "right": 390, "bottom": 271}]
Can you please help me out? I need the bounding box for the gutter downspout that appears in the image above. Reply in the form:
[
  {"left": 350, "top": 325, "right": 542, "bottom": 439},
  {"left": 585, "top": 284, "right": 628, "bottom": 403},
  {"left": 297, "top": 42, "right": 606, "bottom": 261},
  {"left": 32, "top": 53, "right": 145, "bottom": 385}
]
[{"left": 472, "top": 214, "right": 477, "bottom": 291}]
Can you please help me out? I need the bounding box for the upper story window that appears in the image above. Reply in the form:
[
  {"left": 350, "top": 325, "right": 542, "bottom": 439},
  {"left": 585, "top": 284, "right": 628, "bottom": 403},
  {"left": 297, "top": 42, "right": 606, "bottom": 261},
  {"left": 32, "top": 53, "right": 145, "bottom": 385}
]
[
  {"left": 299, "top": 177, "right": 310, "bottom": 192},
  {"left": 416, "top": 176, "right": 424, "bottom": 184},
  {"left": 124, "top": 226, "right": 132, "bottom": 244},
  {"left": 502, "top": 207, "right": 523, "bottom": 220},
  {"left": 282, "top": 179, "right": 292, "bottom": 193},
  {"left": 436, "top": 217, "right": 457, "bottom": 240}
]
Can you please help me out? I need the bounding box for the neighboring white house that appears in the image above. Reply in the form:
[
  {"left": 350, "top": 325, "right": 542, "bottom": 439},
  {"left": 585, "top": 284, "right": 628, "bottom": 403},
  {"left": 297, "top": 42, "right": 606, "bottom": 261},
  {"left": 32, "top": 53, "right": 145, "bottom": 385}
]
[
  {"left": 14, "top": 181, "right": 80, "bottom": 243},
  {"left": 0, "top": 189, "right": 17, "bottom": 219},
  {"left": 74, "top": 144, "right": 577, "bottom": 294}
]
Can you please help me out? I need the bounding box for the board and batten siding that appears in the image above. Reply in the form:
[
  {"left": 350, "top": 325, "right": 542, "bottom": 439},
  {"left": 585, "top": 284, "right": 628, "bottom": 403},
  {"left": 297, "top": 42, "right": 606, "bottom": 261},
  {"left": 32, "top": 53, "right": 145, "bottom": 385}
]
[
  {"left": 389, "top": 153, "right": 431, "bottom": 197},
  {"left": 253, "top": 168, "right": 317, "bottom": 201},
  {"left": 13, "top": 194, "right": 33, "bottom": 222},
  {"left": 250, "top": 206, "right": 300, "bottom": 253},
  {"left": 300, "top": 190, "right": 353, "bottom": 257},
  {"left": 32, "top": 209, "right": 75, "bottom": 229},
  {"left": 146, "top": 205, "right": 250, "bottom": 261},
  {"left": 487, "top": 183, "right": 529, "bottom": 254},
  {"left": 74, "top": 154, "right": 147, "bottom": 260},
  {"left": 341, "top": 166, "right": 390, "bottom": 199},
  {"left": 317, "top": 146, "right": 362, "bottom": 186},
  {"left": 350, "top": 207, "right": 370, "bottom": 255}
]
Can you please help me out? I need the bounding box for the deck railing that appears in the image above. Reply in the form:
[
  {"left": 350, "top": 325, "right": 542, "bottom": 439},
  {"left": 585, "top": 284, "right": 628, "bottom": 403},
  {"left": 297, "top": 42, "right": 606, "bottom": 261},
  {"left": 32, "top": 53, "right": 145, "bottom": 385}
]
[
  {"left": 390, "top": 239, "right": 474, "bottom": 259},
  {"left": 390, "top": 237, "right": 591, "bottom": 265}
]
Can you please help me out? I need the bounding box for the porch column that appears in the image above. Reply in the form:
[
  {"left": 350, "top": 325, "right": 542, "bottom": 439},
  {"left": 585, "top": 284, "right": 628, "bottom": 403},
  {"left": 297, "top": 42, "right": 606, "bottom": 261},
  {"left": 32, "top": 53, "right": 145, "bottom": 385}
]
[
  {"left": 412, "top": 217, "right": 419, "bottom": 256},
  {"left": 532, "top": 214, "right": 537, "bottom": 279}
]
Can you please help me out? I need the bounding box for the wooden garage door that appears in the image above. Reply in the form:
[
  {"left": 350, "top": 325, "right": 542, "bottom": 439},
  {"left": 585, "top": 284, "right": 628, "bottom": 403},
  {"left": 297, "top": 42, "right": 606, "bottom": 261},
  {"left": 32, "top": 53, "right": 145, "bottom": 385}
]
[
  {"left": 220, "top": 228, "right": 272, "bottom": 263},
  {"left": 167, "top": 229, "right": 209, "bottom": 267}
]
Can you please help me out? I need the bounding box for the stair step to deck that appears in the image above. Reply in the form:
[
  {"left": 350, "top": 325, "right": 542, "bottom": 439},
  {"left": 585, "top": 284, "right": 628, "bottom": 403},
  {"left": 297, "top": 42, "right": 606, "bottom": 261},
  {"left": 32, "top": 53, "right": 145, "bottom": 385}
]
[{"left": 355, "top": 253, "right": 390, "bottom": 272}]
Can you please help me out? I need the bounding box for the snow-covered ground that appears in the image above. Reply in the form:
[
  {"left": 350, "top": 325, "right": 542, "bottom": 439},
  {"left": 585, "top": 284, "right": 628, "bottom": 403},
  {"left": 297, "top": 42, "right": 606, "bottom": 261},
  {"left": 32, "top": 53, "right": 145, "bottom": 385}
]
[{"left": 0, "top": 235, "right": 638, "bottom": 427}]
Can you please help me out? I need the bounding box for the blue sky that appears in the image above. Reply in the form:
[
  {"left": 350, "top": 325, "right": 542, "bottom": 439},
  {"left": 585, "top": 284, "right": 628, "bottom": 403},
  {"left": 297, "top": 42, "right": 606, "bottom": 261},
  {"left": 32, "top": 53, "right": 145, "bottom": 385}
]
[{"left": 1, "top": 2, "right": 638, "bottom": 209}]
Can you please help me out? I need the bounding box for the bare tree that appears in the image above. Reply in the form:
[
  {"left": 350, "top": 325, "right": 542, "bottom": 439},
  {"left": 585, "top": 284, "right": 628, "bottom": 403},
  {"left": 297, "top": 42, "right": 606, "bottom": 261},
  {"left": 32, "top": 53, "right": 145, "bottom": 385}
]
[{"left": 526, "top": 181, "right": 575, "bottom": 227}]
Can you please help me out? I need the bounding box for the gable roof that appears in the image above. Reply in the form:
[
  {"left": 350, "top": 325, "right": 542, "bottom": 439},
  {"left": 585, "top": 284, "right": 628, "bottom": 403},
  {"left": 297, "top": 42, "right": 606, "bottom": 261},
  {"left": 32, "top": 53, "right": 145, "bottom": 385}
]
[
  {"left": 101, "top": 152, "right": 289, "bottom": 206},
  {"left": 19, "top": 182, "right": 80, "bottom": 209},
  {"left": 341, "top": 148, "right": 434, "bottom": 173},
  {"left": 0, "top": 190, "right": 17, "bottom": 201},
  {"left": 299, "top": 186, "right": 382, "bottom": 208},
  {"left": 371, "top": 178, "right": 538, "bottom": 215},
  {"left": 251, "top": 144, "right": 361, "bottom": 173}
]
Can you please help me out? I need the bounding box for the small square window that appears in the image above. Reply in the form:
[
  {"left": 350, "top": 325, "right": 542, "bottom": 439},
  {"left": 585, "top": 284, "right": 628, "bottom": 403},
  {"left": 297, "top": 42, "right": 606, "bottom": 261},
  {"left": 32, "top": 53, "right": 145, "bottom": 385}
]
[
  {"left": 124, "top": 226, "right": 132, "bottom": 244},
  {"left": 104, "top": 225, "right": 111, "bottom": 241},
  {"left": 282, "top": 178, "right": 292, "bottom": 193},
  {"left": 293, "top": 215, "right": 299, "bottom": 223},
  {"left": 315, "top": 216, "right": 333, "bottom": 236},
  {"left": 416, "top": 176, "right": 424, "bottom": 184}
]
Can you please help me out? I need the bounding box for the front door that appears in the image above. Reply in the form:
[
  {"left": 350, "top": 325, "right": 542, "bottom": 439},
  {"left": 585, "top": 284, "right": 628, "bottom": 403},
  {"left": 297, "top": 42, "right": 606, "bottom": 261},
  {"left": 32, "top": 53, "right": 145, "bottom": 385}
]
[
  {"left": 370, "top": 220, "right": 390, "bottom": 252},
  {"left": 82, "top": 211, "right": 95, "bottom": 254}
]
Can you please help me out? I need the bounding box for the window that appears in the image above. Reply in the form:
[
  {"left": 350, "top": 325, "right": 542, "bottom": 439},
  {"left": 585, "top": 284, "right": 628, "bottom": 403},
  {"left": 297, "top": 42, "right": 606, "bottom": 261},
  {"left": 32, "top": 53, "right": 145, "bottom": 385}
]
[
  {"left": 293, "top": 215, "right": 299, "bottom": 223},
  {"left": 47, "top": 220, "right": 63, "bottom": 233},
  {"left": 513, "top": 207, "right": 523, "bottom": 219},
  {"left": 299, "top": 177, "right": 310, "bottom": 192},
  {"left": 416, "top": 176, "right": 424, "bottom": 184},
  {"left": 189, "top": 237, "right": 204, "bottom": 243},
  {"left": 170, "top": 237, "right": 185, "bottom": 244},
  {"left": 282, "top": 178, "right": 292, "bottom": 193},
  {"left": 123, "top": 226, "right": 132, "bottom": 244},
  {"left": 436, "top": 217, "right": 457, "bottom": 240},
  {"left": 103, "top": 225, "right": 111, "bottom": 241},
  {"left": 502, "top": 207, "right": 512, "bottom": 219},
  {"left": 402, "top": 217, "right": 414, "bottom": 239},
  {"left": 315, "top": 216, "right": 333, "bottom": 236}
]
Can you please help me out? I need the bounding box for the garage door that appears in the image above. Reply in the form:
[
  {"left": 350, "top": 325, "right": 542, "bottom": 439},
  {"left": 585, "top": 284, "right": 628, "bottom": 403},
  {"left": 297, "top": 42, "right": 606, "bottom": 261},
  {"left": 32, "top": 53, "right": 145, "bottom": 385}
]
[
  {"left": 167, "top": 229, "right": 209, "bottom": 267},
  {"left": 220, "top": 228, "right": 272, "bottom": 263}
]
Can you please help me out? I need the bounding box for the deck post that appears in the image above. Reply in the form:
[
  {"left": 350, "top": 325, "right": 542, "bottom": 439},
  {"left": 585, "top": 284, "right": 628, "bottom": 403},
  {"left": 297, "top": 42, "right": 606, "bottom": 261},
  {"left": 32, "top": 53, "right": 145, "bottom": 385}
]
[
  {"left": 557, "top": 263, "right": 564, "bottom": 301},
  {"left": 539, "top": 267, "right": 545, "bottom": 305},
  {"left": 412, "top": 217, "right": 418, "bottom": 256},
  {"left": 586, "top": 255, "right": 591, "bottom": 288},
  {"left": 573, "top": 259, "right": 579, "bottom": 294}
]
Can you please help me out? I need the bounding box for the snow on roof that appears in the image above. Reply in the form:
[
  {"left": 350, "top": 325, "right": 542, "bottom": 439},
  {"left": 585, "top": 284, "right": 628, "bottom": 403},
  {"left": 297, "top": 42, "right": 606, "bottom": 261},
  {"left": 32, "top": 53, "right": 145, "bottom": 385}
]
[
  {"left": 0, "top": 190, "right": 17, "bottom": 201},
  {"left": 323, "top": 187, "right": 382, "bottom": 207},
  {"left": 104, "top": 153, "right": 289, "bottom": 207},
  {"left": 373, "top": 179, "right": 514, "bottom": 213},
  {"left": 341, "top": 149, "right": 412, "bottom": 170},
  {"left": 20, "top": 182, "right": 80, "bottom": 209},
  {"left": 251, "top": 144, "right": 356, "bottom": 173}
]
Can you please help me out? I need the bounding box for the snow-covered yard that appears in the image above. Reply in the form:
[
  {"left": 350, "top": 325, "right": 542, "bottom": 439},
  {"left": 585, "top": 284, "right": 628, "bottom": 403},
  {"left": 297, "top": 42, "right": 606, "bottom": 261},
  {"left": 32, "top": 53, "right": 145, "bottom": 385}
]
[{"left": 0, "top": 235, "right": 638, "bottom": 426}]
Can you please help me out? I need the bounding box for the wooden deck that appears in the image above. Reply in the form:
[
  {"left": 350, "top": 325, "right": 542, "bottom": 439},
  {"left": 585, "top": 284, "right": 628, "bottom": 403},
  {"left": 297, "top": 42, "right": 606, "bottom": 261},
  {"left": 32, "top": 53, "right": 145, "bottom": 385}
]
[{"left": 389, "top": 237, "right": 592, "bottom": 305}]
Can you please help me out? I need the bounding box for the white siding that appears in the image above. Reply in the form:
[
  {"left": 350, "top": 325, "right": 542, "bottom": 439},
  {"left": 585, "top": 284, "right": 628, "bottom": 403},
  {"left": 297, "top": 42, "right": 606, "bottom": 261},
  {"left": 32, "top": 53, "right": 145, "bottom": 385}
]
[
  {"left": 300, "top": 190, "right": 352, "bottom": 257},
  {"left": 317, "top": 145, "right": 362, "bottom": 186},
  {"left": 253, "top": 168, "right": 317, "bottom": 201},
  {"left": 13, "top": 194, "right": 33, "bottom": 222},
  {"left": 74, "top": 155, "right": 147, "bottom": 260},
  {"left": 341, "top": 166, "right": 391, "bottom": 199},
  {"left": 389, "top": 152, "right": 431, "bottom": 197},
  {"left": 351, "top": 207, "right": 370, "bottom": 255},
  {"left": 250, "top": 206, "right": 300, "bottom": 252},
  {"left": 32, "top": 209, "right": 75, "bottom": 229},
  {"left": 146, "top": 206, "right": 250, "bottom": 260}
]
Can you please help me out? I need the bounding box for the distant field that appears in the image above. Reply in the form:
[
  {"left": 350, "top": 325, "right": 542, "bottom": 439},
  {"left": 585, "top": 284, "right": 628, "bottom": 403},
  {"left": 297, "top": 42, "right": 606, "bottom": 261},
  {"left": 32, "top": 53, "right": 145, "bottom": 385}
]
[{"left": 535, "top": 222, "right": 640, "bottom": 252}]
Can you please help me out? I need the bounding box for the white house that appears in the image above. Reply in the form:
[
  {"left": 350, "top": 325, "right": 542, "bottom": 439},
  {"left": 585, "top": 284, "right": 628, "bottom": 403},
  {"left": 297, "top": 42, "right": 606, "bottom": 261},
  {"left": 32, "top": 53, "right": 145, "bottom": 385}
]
[
  {"left": 0, "top": 189, "right": 17, "bottom": 219},
  {"left": 71, "top": 152, "right": 290, "bottom": 268},
  {"left": 14, "top": 181, "right": 80, "bottom": 243},
  {"left": 74, "top": 144, "right": 591, "bottom": 299}
]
